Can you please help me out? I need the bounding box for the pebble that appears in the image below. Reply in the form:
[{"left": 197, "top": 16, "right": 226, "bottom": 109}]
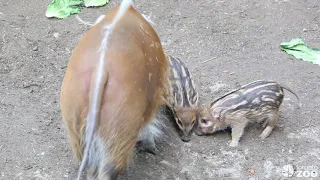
[
  {"left": 32, "top": 46, "right": 38, "bottom": 51},
  {"left": 249, "top": 169, "right": 255, "bottom": 175},
  {"left": 53, "top": 32, "right": 59, "bottom": 39}
]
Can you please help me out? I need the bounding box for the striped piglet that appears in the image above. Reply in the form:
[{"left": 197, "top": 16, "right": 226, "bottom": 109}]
[
  {"left": 166, "top": 55, "right": 200, "bottom": 142},
  {"left": 195, "top": 80, "right": 300, "bottom": 147}
]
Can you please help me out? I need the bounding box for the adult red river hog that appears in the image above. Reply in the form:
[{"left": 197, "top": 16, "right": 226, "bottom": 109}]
[{"left": 59, "top": 0, "right": 170, "bottom": 179}]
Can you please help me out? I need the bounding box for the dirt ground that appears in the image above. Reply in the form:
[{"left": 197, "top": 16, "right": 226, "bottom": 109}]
[{"left": 1, "top": 0, "right": 320, "bottom": 179}]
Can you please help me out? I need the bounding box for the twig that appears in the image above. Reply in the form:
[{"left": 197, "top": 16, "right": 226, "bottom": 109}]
[
  {"left": 75, "top": 15, "right": 93, "bottom": 27},
  {"left": 201, "top": 57, "right": 216, "bottom": 64},
  {"left": 303, "top": 29, "right": 317, "bottom": 32},
  {"left": 23, "top": 83, "right": 40, "bottom": 88}
]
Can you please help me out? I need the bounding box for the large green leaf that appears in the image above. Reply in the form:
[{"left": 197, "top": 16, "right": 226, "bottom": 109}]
[
  {"left": 45, "top": 0, "right": 84, "bottom": 19},
  {"left": 84, "top": 0, "right": 109, "bottom": 7},
  {"left": 45, "top": 0, "right": 109, "bottom": 19},
  {"left": 280, "top": 38, "right": 320, "bottom": 66}
]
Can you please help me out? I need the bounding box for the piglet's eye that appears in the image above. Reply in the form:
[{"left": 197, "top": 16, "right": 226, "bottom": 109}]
[{"left": 201, "top": 119, "right": 208, "bottom": 124}]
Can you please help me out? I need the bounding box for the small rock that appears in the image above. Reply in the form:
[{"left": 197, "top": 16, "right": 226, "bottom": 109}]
[
  {"left": 45, "top": 120, "right": 53, "bottom": 126},
  {"left": 24, "top": 165, "right": 33, "bottom": 170},
  {"left": 32, "top": 46, "right": 38, "bottom": 51},
  {"left": 53, "top": 32, "right": 59, "bottom": 39},
  {"left": 159, "top": 160, "right": 172, "bottom": 167},
  {"left": 32, "top": 128, "right": 39, "bottom": 135},
  {"left": 65, "top": 48, "right": 70, "bottom": 52},
  {"left": 40, "top": 152, "right": 45, "bottom": 156}
]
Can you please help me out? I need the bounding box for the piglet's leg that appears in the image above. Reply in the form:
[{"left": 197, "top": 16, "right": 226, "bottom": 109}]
[
  {"left": 260, "top": 110, "right": 279, "bottom": 139},
  {"left": 229, "top": 118, "right": 248, "bottom": 147}
]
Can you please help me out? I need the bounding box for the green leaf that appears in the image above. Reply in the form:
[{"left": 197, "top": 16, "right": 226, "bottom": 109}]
[
  {"left": 45, "top": 0, "right": 84, "bottom": 19},
  {"left": 280, "top": 38, "right": 320, "bottom": 66},
  {"left": 84, "top": 0, "right": 109, "bottom": 7}
]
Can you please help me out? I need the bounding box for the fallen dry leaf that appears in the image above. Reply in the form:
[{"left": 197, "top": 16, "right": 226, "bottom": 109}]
[{"left": 249, "top": 169, "right": 255, "bottom": 175}]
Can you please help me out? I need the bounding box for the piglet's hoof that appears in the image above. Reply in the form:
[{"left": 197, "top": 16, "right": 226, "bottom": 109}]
[{"left": 229, "top": 141, "right": 239, "bottom": 147}]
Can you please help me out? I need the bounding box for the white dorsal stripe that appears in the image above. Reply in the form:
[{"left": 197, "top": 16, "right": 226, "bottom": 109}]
[
  {"left": 142, "top": 13, "right": 156, "bottom": 26},
  {"left": 94, "top": 15, "right": 106, "bottom": 25},
  {"left": 77, "top": 1, "right": 134, "bottom": 180}
]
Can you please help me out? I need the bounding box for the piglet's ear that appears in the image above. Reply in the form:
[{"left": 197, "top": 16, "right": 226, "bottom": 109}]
[
  {"left": 195, "top": 107, "right": 203, "bottom": 113},
  {"left": 208, "top": 107, "right": 215, "bottom": 117},
  {"left": 196, "top": 106, "right": 207, "bottom": 118}
]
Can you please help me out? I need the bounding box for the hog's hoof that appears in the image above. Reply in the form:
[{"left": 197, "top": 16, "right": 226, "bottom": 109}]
[{"left": 136, "top": 140, "right": 159, "bottom": 155}]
